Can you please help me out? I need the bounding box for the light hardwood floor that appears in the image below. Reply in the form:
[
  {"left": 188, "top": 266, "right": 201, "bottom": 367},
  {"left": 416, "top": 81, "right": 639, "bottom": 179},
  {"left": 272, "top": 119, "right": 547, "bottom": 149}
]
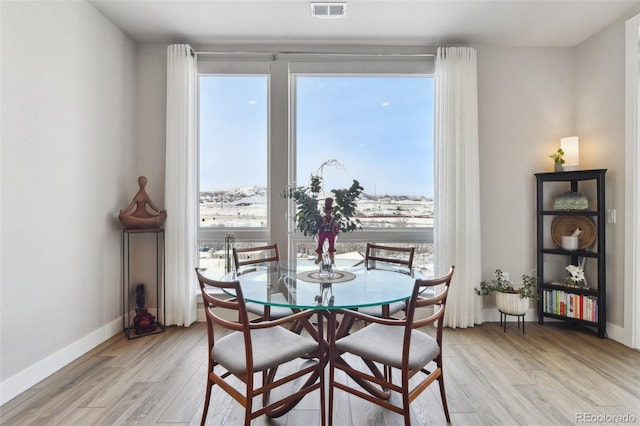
[{"left": 2, "top": 321, "right": 639, "bottom": 425}]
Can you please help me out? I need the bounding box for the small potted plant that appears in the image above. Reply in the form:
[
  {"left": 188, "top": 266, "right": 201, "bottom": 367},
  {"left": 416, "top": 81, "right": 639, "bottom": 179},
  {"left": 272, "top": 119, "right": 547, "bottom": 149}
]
[
  {"left": 475, "top": 269, "right": 538, "bottom": 315},
  {"left": 550, "top": 148, "right": 565, "bottom": 172}
]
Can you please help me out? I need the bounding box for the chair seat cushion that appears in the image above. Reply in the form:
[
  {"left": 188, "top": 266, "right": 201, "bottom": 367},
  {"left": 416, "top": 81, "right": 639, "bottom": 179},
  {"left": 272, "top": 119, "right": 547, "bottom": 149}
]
[
  {"left": 356, "top": 301, "right": 406, "bottom": 317},
  {"left": 335, "top": 323, "right": 439, "bottom": 370},
  {"left": 245, "top": 293, "right": 294, "bottom": 319},
  {"left": 213, "top": 327, "right": 317, "bottom": 375}
]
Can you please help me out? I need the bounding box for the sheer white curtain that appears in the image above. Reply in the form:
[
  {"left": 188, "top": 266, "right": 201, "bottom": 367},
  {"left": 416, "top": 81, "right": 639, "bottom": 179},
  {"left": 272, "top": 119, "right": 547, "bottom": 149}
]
[
  {"left": 434, "top": 46, "right": 483, "bottom": 328},
  {"left": 165, "top": 44, "right": 198, "bottom": 326}
]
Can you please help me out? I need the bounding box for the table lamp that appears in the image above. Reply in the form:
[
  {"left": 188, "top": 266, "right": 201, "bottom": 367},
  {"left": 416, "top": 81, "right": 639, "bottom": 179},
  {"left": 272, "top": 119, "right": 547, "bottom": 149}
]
[{"left": 561, "top": 136, "right": 579, "bottom": 171}]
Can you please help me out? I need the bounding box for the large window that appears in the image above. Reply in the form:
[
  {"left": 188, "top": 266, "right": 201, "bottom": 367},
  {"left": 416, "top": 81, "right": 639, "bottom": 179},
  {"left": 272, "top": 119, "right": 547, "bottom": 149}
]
[
  {"left": 197, "top": 53, "right": 435, "bottom": 278},
  {"left": 295, "top": 76, "right": 434, "bottom": 229},
  {"left": 198, "top": 62, "right": 271, "bottom": 279},
  {"left": 199, "top": 75, "right": 268, "bottom": 228},
  {"left": 291, "top": 71, "right": 435, "bottom": 273}
]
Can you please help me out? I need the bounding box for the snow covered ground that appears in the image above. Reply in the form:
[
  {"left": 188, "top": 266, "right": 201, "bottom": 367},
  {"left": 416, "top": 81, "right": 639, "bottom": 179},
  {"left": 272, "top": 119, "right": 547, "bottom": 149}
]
[
  {"left": 198, "top": 188, "right": 435, "bottom": 279},
  {"left": 199, "top": 188, "right": 433, "bottom": 228}
]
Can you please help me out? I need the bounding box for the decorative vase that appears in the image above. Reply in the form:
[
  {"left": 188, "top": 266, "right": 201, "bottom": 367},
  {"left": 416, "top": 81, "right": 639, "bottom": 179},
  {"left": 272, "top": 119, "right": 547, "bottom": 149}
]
[
  {"left": 495, "top": 292, "right": 530, "bottom": 315},
  {"left": 554, "top": 162, "right": 564, "bottom": 172}
]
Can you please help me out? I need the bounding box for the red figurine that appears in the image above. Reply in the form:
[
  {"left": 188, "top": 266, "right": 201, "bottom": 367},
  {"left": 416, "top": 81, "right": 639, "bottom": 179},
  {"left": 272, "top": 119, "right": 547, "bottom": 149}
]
[
  {"left": 133, "top": 283, "right": 157, "bottom": 335},
  {"left": 315, "top": 198, "right": 340, "bottom": 264}
]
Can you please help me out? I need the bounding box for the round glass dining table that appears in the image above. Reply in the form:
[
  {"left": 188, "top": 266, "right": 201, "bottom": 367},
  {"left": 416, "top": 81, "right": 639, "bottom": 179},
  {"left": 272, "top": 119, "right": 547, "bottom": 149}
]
[{"left": 218, "top": 258, "right": 422, "bottom": 311}]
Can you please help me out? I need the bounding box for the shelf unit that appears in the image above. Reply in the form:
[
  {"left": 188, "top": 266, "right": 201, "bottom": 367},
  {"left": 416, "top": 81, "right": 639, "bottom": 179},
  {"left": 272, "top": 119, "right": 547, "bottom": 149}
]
[
  {"left": 122, "top": 228, "right": 166, "bottom": 339},
  {"left": 535, "top": 169, "right": 606, "bottom": 338}
]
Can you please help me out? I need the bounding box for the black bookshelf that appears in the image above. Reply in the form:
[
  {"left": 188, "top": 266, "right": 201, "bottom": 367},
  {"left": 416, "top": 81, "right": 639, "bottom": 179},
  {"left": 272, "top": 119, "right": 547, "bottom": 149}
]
[{"left": 535, "top": 169, "right": 606, "bottom": 338}]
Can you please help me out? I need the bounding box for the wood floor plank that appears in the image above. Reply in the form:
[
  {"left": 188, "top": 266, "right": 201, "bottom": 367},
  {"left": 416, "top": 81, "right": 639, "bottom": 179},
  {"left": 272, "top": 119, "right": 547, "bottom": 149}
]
[
  {"left": 155, "top": 349, "right": 208, "bottom": 423},
  {"left": 51, "top": 407, "right": 108, "bottom": 426}
]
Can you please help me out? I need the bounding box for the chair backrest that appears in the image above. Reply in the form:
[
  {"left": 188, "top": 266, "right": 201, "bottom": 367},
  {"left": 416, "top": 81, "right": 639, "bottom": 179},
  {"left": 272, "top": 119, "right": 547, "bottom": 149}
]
[
  {"left": 364, "top": 243, "right": 415, "bottom": 274},
  {"left": 232, "top": 243, "right": 280, "bottom": 274},
  {"left": 195, "top": 268, "right": 252, "bottom": 357},
  {"left": 406, "top": 266, "right": 455, "bottom": 347}
]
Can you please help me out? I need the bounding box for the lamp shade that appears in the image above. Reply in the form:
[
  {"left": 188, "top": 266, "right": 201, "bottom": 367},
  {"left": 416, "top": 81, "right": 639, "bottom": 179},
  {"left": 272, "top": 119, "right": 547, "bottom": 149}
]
[{"left": 561, "top": 136, "right": 579, "bottom": 171}]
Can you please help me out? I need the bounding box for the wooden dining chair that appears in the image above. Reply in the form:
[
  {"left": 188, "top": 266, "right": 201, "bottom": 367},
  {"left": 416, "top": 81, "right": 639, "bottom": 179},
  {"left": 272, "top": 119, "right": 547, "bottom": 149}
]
[
  {"left": 195, "top": 268, "right": 325, "bottom": 426},
  {"left": 232, "top": 243, "right": 280, "bottom": 274},
  {"left": 328, "top": 266, "right": 455, "bottom": 426},
  {"left": 232, "top": 243, "right": 294, "bottom": 321},
  {"left": 364, "top": 243, "right": 415, "bottom": 274},
  {"left": 358, "top": 243, "right": 416, "bottom": 318}
]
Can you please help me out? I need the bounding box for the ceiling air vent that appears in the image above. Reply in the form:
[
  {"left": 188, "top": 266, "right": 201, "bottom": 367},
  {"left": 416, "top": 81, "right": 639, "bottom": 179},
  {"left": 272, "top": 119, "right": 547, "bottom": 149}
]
[{"left": 311, "top": 2, "right": 347, "bottom": 19}]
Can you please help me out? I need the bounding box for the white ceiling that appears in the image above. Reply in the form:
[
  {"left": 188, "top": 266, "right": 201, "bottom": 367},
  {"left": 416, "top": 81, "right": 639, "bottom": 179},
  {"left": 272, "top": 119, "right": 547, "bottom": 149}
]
[{"left": 89, "top": 0, "right": 640, "bottom": 47}]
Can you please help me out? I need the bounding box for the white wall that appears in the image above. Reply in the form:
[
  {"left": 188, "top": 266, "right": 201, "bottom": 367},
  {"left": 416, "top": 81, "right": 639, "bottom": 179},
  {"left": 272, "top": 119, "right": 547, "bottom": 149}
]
[
  {"left": 0, "top": 0, "right": 137, "bottom": 403},
  {"left": 575, "top": 14, "right": 633, "bottom": 332},
  {"left": 135, "top": 43, "right": 167, "bottom": 205},
  {"left": 476, "top": 46, "right": 574, "bottom": 315},
  {"left": 476, "top": 11, "right": 636, "bottom": 337}
]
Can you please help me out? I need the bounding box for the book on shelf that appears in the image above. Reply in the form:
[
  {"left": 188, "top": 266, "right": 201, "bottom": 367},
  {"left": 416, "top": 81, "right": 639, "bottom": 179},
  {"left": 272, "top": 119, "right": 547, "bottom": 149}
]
[{"left": 543, "top": 289, "right": 597, "bottom": 321}]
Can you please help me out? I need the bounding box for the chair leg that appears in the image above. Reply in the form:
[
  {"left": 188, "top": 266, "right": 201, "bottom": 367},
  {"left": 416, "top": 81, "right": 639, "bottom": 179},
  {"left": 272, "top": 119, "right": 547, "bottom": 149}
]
[
  {"left": 201, "top": 376, "right": 213, "bottom": 426},
  {"left": 328, "top": 312, "right": 338, "bottom": 426},
  {"left": 244, "top": 399, "right": 252, "bottom": 426},
  {"left": 384, "top": 364, "right": 392, "bottom": 385},
  {"left": 241, "top": 369, "right": 253, "bottom": 426},
  {"left": 402, "top": 378, "right": 411, "bottom": 426},
  {"left": 262, "top": 367, "right": 278, "bottom": 406},
  {"left": 438, "top": 373, "right": 451, "bottom": 423},
  {"left": 318, "top": 311, "right": 327, "bottom": 426}
]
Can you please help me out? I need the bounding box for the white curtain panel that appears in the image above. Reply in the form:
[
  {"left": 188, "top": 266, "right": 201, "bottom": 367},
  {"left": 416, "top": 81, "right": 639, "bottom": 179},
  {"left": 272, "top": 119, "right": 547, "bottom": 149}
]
[
  {"left": 165, "top": 44, "right": 198, "bottom": 326},
  {"left": 434, "top": 46, "right": 484, "bottom": 328}
]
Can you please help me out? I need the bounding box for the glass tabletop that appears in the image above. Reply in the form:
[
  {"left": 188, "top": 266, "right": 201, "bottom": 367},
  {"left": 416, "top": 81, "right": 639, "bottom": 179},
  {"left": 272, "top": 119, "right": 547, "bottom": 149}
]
[{"left": 218, "top": 258, "right": 422, "bottom": 310}]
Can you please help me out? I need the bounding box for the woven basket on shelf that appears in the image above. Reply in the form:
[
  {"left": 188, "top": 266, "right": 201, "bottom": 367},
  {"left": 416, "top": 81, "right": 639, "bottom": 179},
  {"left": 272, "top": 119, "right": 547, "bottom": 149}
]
[{"left": 551, "top": 215, "right": 597, "bottom": 250}]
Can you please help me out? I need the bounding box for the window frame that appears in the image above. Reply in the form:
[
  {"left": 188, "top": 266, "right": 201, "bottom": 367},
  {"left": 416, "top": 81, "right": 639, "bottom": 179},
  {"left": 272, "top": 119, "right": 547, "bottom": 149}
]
[
  {"left": 196, "top": 52, "right": 435, "bottom": 265},
  {"left": 288, "top": 60, "right": 435, "bottom": 257},
  {"left": 197, "top": 60, "right": 272, "bottom": 246}
]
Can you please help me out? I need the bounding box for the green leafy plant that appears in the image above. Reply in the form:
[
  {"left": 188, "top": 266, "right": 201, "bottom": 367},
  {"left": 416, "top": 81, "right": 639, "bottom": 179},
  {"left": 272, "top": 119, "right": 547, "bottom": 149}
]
[
  {"left": 284, "top": 160, "right": 364, "bottom": 237},
  {"left": 475, "top": 269, "right": 538, "bottom": 299},
  {"left": 550, "top": 148, "right": 565, "bottom": 164}
]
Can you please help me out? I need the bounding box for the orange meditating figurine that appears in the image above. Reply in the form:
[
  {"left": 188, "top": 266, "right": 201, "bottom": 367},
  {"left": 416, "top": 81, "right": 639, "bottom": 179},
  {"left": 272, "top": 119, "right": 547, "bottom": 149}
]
[
  {"left": 315, "top": 197, "right": 340, "bottom": 264},
  {"left": 119, "top": 176, "right": 167, "bottom": 229}
]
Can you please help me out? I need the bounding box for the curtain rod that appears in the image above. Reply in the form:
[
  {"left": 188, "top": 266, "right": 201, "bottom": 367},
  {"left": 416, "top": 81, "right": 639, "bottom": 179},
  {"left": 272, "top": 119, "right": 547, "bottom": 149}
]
[
  {"left": 194, "top": 50, "right": 435, "bottom": 59},
  {"left": 278, "top": 51, "right": 434, "bottom": 57},
  {"left": 194, "top": 51, "right": 276, "bottom": 60}
]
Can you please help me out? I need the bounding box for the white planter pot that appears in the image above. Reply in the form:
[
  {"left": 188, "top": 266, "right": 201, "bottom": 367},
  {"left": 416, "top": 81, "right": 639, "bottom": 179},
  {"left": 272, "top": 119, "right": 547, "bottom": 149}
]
[{"left": 495, "top": 292, "right": 529, "bottom": 315}]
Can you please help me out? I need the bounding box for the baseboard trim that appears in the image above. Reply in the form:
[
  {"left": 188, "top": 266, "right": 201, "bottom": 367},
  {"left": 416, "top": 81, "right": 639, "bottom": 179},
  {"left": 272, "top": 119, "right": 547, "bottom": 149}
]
[
  {"left": 0, "top": 317, "right": 122, "bottom": 406},
  {"left": 479, "top": 308, "right": 626, "bottom": 345}
]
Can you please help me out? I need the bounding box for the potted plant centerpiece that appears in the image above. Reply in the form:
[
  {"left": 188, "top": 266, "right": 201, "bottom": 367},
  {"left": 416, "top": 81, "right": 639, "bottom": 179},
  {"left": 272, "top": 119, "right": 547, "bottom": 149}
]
[
  {"left": 284, "top": 160, "right": 364, "bottom": 264},
  {"left": 475, "top": 269, "right": 538, "bottom": 315}
]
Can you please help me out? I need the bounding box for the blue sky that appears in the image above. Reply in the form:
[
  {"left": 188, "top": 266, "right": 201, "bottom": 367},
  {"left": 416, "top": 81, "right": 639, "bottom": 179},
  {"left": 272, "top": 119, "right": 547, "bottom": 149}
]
[{"left": 199, "top": 75, "right": 434, "bottom": 197}]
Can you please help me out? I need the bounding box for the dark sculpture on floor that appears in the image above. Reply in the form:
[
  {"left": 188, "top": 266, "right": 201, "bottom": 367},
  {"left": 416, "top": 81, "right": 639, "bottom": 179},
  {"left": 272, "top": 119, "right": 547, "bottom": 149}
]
[
  {"left": 133, "top": 283, "right": 157, "bottom": 335},
  {"left": 119, "top": 176, "right": 167, "bottom": 229}
]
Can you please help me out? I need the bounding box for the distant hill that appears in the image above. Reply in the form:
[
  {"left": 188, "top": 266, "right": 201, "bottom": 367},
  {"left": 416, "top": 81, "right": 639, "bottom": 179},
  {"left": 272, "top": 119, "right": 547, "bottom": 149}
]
[
  {"left": 359, "top": 193, "right": 433, "bottom": 202},
  {"left": 200, "top": 186, "right": 266, "bottom": 204},
  {"left": 200, "top": 187, "right": 432, "bottom": 203}
]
